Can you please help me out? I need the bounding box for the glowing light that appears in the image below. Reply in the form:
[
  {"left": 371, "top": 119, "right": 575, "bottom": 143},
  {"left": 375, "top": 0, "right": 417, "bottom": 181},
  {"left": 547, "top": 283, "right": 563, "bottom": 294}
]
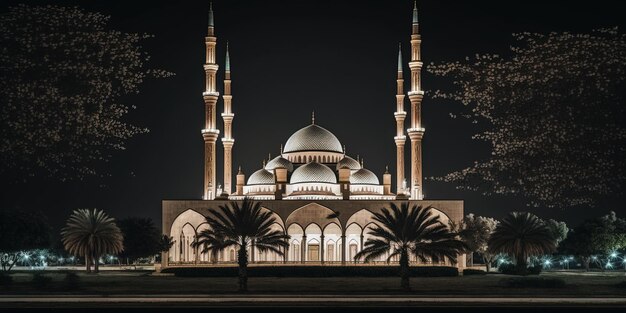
[{"left": 610, "top": 252, "right": 617, "bottom": 258}]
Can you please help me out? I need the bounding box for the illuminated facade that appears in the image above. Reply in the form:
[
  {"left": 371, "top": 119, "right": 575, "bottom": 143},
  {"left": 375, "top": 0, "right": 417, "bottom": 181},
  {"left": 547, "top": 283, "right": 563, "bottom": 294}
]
[{"left": 162, "top": 2, "right": 464, "bottom": 267}]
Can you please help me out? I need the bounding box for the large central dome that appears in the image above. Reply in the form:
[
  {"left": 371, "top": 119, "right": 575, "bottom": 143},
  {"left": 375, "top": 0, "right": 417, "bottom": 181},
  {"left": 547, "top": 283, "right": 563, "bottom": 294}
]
[{"left": 283, "top": 124, "right": 343, "bottom": 153}]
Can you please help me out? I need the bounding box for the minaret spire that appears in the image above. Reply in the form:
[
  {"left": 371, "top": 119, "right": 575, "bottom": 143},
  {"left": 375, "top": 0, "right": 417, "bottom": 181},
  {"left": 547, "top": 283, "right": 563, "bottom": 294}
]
[
  {"left": 221, "top": 40, "right": 235, "bottom": 195},
  {"left": 208, "top": 2, "right": 214, "bottom": 27},
  {"left": 202, "top": 2, "right": 220, "bottom": 199},
  {"left": 406, "top": 1, "right": 425, "bottom": 200},
  {"left": 394, "top": 42, "right": 407, "bottom": 196}
]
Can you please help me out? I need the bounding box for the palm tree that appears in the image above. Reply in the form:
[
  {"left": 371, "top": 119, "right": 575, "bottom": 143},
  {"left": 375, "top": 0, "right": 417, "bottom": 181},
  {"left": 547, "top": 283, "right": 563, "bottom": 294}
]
[
  {"left": 192, "top": 229, "right": 229, "bottom": 264},
  {"left": 158, "top": 235, "right": 174, "bottom": 253},
  {"left": 199, "top": 198, "right": 289, "bottom": 291},
  {"left": 61, "top": 209, "right": 124, "bottom": 273},
  {"left": 488, "top": 212, "right": 556, "bottom": 275},
  {"left": 355, "top": 203, "right": 467, "bottom": 291}
]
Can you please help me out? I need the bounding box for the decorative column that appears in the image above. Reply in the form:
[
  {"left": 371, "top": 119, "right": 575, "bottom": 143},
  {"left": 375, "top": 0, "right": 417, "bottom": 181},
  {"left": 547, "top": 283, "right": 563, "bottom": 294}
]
[
  {"left": 221, "top": 42, "right": 235, "bottom": 195},
  {"left": 320, "top": 234, "right": 325, "bottom": 264},
  {"left": 301, "top": 235, "right": 307, "bottom": 264},
  {"left": 202, "top": 3, "right": 220, "bottom": 200},
  {"left": 394, "top": 43, "right": 407, "bottom": 195},
  {"left": 283, "top": 245, "right": 288, "bottom": 264},
  {"left": 341, "top": 234, "right": 346, "bottom": 265},
  {"left": 406, "top": 1, "right": 425, "bottom": 200}
]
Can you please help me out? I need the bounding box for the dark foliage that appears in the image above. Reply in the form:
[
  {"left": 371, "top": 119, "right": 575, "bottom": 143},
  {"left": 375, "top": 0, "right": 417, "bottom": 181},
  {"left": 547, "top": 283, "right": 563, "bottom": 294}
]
[
  {"left": 0, "top": 4, "right": 173, "bottom": 181},
  {"left": 118, "top": 217, "right": 161, "bottom": 264},
  {"left": 199, "top": 198, "right": 289, "bottom": 291},
  {"left": 354, "top": 203, "right": 466, "bottom": 290},
  {"left": 498, "top": 262, "right": 541, "bottom": 275},
  {"left": 489, "top": 212, "right": 556, "bottom": 274},
  {"left": 162, "top": 266, "right": 459, "bottom": 278},
  {"left": 429, "top": 29, "right": 626, "bottom": 208},
  {"left": 559, "top": 211, "right": 626, "bottom": 271},
  {"left": 462, "top": 269, "right": 486, "bottom": 276},
  {"left": 0, "top": 208, "right": 51, "bottom": 272}
]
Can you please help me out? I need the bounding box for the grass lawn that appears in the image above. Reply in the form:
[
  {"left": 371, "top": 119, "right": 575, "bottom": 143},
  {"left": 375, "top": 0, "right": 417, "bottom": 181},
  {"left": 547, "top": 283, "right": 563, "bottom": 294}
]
[{"left": 1, "top": 271, "right": 625, "bottom": 296}]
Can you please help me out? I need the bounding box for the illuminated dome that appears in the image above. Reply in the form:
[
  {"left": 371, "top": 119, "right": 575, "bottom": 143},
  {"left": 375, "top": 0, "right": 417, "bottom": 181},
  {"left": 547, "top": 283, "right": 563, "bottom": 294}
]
[
  {"left": 290, "top": 162, "right": 337, "bottom": 184},
  {"left": 283, "top": 124, "right": 343, "bottom": 153},
  {"left": 247, "top": 169, "right": 275, "bottom": 185},
  {"left": 265, "top": 156, "right": 294, "bottom": 172},
  {"left": 350, "top": 168, "right": 379, "bottom": 185},
  {"left": 336, "top": 156, "right": 361, "bottom": 171}
]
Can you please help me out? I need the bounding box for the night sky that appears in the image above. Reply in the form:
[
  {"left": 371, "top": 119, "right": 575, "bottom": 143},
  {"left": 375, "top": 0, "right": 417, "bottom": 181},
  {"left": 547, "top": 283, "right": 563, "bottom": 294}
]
[{"left": 1, "top": 0, "right": 625, "bottom": 232}]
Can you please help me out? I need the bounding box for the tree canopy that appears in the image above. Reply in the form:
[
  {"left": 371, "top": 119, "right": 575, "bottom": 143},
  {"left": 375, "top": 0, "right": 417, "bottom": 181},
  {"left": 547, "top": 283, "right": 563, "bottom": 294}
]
[
  {"left": 454, "top": 214, "right": 498, "bottom": 270},
  {"left": 118, "top": 217, "right": 161, "bottom": 264},
  {"left": 559, "top": 211, "right": 626, "bottom": 270},
  {"left": 0, "top": 209, "right": 51, "bottom": 271},
  {"left": 428, "top": 28, "right": 626, "bottom": 208},
  {"left": 0, "top": 5, "right": 173, "bottom": 181}
]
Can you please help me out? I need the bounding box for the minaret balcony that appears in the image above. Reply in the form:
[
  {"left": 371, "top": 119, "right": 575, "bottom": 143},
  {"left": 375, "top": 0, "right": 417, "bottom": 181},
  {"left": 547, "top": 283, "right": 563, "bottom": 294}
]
[
  {"left": 221, "top": 138, "right": 235, "bottom": 146},
  {"left": 407, "top": 127, "right": 425, "bottom": 133},
  {"left": 201, "top": 128, "right": 220, "bottom": 141},
  {"left": 221, "top": 113, "right": 235, "bottom": 120},
  {"left": 202, "top": 91, "right": 220, "bottom": 97},
  {"left": 394, "top": 135, "right": 407, "bottom": 141},
  {"left": 203, "top": 64, "right": 219, "bottom": 71},
  {"left": 407, "top": 90, "right": 424, "bottom": 96},
  {"left": 394, "top": 112, "right": 407, "bottom": 118}
]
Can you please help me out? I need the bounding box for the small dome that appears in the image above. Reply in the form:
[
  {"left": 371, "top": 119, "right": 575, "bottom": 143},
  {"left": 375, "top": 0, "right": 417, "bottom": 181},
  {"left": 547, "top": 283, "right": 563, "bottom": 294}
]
[
  {"left": 290, "top": 162, "right": 337, "bottom": 184},
  {"left": 350, "top": 168, "right": 379, "bottom": 185},
  {"left": 283, "top": 124, "right": 343, "bottom": 153},
  {"left": 336, "top": 155, "right": 361, "bottom": 171},
  {"left": 247, "top": 169, "right": 275, "bottom": 185},
  {"left": 265, "top": 156, "right": 294, "bottom": 172}
]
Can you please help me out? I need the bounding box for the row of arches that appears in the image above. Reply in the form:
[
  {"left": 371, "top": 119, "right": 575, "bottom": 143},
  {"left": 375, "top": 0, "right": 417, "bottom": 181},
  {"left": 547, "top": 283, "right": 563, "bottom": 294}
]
[
  {"left": 167, "top": 203, "right": 452, "bottom": 265},
  {"left": 286, "top": 154, "right": 341, "bottom": 164}
]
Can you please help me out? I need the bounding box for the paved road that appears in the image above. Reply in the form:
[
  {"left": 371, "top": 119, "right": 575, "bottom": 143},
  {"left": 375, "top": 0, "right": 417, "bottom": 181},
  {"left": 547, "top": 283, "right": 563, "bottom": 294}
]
[{"left": 2, "top": 295, "right": 626, "bottom": 307}]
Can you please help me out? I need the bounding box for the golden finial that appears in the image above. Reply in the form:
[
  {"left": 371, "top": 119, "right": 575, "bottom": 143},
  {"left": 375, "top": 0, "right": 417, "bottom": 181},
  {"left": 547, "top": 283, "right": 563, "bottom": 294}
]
[{"left": 312, "top": 111, "right": 315, "bottom": 125}]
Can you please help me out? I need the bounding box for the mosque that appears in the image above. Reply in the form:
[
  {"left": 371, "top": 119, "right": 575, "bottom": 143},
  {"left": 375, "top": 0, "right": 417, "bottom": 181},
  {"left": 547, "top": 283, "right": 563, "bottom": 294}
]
[{"left": 161, "top": 2, "right": 464, "bottom": 268}]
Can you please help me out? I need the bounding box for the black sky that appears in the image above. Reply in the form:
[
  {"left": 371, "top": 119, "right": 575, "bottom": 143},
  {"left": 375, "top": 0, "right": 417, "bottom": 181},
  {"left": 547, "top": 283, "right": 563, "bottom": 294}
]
[{"left": 2, "top": 0, "right": 625, "bottom": 232}]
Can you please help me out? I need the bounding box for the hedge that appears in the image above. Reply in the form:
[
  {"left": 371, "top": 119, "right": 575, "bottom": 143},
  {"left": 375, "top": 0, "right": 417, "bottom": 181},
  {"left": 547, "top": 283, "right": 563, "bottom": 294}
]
[
  {"left": 462, "top": 269, "right": 486, "bottom": 276},
  {"left": 163, "top": 266, "right": 458, "bottom": 277}
]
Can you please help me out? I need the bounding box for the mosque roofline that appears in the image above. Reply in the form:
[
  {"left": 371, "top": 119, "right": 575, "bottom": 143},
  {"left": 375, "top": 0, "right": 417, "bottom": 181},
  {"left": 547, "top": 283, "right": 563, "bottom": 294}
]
[{"left": 162, "top": 198, "right": 466, "bottom": 202}]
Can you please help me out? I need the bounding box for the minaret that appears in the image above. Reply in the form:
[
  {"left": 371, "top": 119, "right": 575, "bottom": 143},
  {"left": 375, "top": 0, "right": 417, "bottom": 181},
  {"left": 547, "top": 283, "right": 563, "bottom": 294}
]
[
  {"left": 406, "top": 1, "right": 425, "bottom": 200},
  {"left": 394, "top": 43, "right": 407, "bottom": 195},
  {"left": 221, "top": 42, "right": 234, "bottom": 195},
  {"left": 202, "top": 3, "right": 220, "bottom": 200}
]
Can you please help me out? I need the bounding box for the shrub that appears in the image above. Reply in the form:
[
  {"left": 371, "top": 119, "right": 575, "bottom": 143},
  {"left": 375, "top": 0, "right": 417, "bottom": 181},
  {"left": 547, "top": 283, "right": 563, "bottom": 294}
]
[
  {"left": 0, "top": 273, "right": 13, "bottom": 286},
  {"left": 498, "top": 262, "right": 516, "bottom": 274},
  {"left": 498, "top": 262, "right": 541, "bottom": 275},
  {"left": 31, "top": 272, "right": 52, "bottom": 289},
  {"left": 64, "top": 271, "right": 80, "bottom": 290},
  {"left": 162, "top": 266, "right": 459, "bottom": 277},
  {"left": 500, "top": 277, "right": 565, "bottom": 288},
  {"left": 463, "top": 269, "right": 486, "bottom": 276}
]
